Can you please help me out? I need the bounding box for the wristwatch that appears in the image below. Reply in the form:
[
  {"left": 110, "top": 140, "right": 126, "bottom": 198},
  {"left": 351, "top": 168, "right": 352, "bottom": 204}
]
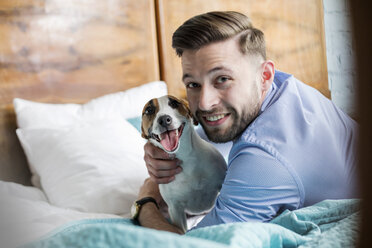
[{"left": 131, "top": 197, "right": 159, "bottom": 220}]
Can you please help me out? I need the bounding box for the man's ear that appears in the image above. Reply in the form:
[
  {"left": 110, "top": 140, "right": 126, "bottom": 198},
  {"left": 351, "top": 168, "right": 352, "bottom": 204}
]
[{"left": 261, "top": 60, "right": 275, "bottom": 92}]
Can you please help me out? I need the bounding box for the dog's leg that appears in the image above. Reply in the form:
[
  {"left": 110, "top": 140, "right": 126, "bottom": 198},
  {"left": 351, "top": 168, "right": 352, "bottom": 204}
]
[{"left": 168, "top": 204, "right": 187, "bottom": 233}]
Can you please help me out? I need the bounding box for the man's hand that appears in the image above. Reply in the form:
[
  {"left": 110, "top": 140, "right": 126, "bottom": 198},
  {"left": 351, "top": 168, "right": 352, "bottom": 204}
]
[{"left": 144, "top": 142, "right": 182, "bottom": 184}]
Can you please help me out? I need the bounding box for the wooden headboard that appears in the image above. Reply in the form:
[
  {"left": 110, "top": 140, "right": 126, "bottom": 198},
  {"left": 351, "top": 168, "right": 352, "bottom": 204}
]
[
  {"left": 0, "top": 0, "right": 160, "bottom": 185},
  {"left": 0, "top": 0, "right": 328, "bottom": 185}
]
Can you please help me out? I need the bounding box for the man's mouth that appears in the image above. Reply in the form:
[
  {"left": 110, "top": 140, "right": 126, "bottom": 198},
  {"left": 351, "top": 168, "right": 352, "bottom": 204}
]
[
  {"left": 151, "top": 124, "right": 184, "bottom": 152},
  {"left": 203, "top": 114, "right": 230, "bottom": 126}
]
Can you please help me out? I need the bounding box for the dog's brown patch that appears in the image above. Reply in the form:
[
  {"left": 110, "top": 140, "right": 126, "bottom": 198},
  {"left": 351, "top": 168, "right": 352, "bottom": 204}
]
[
  {"left": 167, "top": 95, "right": 198, "bottom": 125},
  {"left": 141, "top": 98, "right": 159, "bottom": 139}
]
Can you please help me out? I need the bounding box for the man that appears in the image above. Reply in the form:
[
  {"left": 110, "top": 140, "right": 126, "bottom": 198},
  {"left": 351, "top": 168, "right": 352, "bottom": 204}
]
[{"left": 136, "top": 11, "right": 359, "bottom": 234}]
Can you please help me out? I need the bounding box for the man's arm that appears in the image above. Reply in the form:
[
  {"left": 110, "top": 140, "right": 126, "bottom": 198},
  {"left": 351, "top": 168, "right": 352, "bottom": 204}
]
[
  {"left": 137, "top": 142, "right": 183, "bottom": 233},
  {"left": 136, "top": 178, "right": 183, "bottom": 234},
  {"left": 194, "top": 147, "right": 302, "bottom": 228}
]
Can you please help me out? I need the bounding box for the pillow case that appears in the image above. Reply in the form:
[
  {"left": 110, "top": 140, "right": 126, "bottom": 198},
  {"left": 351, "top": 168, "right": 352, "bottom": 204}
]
[
  {"left": 14, "top": 81, "right": 167, "bottom": 215},
  {"left": 14, "top": 81, "right": 167, "bottom": 129},
  {"left": 16, "top": 120, "right": 146, "bottom": 215}
]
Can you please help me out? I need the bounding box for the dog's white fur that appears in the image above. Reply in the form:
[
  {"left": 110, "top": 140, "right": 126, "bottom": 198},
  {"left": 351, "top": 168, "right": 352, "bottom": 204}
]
[{"left": 142, "top": 95, "right": 226, "bottom": 232}]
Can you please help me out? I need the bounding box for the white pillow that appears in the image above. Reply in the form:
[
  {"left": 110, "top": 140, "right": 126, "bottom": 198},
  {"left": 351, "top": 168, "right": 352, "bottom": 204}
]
[
  {"left": 14, "top": 81, "right": 168, "bottom": 215},
  {"left": 14, "top": 81, "right": 166, "bottom": 186},
  {"left": 16, "top": 120, "right": 147, "bottom": 215},
  {"left": 14, "top": 81, "right": 167, "bottom": 129}
]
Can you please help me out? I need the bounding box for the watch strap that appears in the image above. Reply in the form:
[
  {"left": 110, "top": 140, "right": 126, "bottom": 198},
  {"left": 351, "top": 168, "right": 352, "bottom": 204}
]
[
  {"left": 132, "top": 197, "right": 159, "bottom": 221},
  {"left": 136, "top": 197, "right": 159, "bottom": 209}
]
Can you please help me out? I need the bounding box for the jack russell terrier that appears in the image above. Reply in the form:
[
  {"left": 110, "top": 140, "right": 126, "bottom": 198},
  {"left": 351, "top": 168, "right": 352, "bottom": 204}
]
[{"left": 141, "top": 95, "right": 227, "bottom": 232}]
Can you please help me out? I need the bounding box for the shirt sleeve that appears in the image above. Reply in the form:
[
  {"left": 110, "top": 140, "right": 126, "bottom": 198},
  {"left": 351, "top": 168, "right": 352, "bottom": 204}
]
[{"left": 193, "top": 147, "right": 302, "bottom": 229}]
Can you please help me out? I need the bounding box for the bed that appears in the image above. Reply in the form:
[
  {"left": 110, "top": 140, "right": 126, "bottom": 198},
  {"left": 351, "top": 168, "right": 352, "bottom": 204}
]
[{"left": 0, "top": 1, "right": 360, "bottom": 247}]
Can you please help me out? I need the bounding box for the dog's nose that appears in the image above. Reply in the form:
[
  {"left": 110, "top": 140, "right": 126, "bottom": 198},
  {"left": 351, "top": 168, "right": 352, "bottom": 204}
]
[{"left": 158, "top": 115, "right": 172, "bottom": 127}]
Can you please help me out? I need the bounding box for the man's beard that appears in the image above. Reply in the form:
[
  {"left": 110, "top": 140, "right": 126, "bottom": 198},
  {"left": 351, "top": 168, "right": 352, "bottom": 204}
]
[{"left": 195, "top": 102, "right": 261, "bottom": 143}]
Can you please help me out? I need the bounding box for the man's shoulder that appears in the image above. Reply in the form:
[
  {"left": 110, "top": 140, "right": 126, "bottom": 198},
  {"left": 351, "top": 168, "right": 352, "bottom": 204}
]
[
  {"left": 230, "top": 130, "right": 281, "bottom": 167},
  {"left": 232, "top": 68, "right": 355, "bottom": 162},
  {"left": 259, "top": 70, "right": 321, "bottom": 116}
]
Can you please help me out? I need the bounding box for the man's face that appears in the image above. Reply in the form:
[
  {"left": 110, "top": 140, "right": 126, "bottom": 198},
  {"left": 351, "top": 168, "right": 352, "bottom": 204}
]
[{"left": 181, "top": 37, "right": 266, "bottom": 143}]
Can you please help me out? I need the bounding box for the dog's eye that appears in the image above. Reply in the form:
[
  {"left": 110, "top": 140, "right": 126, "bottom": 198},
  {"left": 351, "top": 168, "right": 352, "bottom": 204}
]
[
  {"left": 169, "top": 99, "right": 180, "bottom": 109},
  {"left": 145, "top": 106, "right": 155, "bottom": 115}
]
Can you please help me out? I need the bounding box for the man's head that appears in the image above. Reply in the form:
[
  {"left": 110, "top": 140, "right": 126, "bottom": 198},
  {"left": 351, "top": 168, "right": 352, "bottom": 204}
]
[
  {"left": 172, "top": 11, "right": 274, "bottom": 143},
  {"left": 172, "top": 11, "right": 266, "bottom": 59}
]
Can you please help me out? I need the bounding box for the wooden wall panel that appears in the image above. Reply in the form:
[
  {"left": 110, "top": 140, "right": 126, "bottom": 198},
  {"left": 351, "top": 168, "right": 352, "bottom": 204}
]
[
  {"left": 0, "top": 0, "right": 159, "bottom": 104},
  {"left": 0, "top": 0, "right": 159, "bottom": 184},
  {"left": 156, "top": 0, "right": 329, "bottom": 99}
]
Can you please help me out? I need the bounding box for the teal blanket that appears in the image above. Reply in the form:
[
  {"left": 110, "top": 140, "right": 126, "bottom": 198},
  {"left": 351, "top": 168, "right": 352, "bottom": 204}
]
[{"left": 25, "top": 199, "right": 360, "bottom": 248}]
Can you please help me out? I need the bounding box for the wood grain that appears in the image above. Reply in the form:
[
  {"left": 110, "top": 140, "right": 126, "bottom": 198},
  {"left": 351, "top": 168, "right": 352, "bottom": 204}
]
[
  {"left": 0, "top": 0, "right": 159, "bottom": 184},
  {"left": 156, "top": 0, "right": 329, "bottom": 99}
]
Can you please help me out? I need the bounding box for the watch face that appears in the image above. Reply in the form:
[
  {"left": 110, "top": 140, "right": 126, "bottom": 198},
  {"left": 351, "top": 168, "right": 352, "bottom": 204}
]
[
  {"left": 130, "top": 197, "right": 157, "bottom": 220},
  {"left": 131, "top": 202, "right": 138, "bottom": 218}
]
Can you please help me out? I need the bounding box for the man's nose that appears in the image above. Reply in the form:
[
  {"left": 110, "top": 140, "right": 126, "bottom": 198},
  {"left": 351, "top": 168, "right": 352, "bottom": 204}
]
[{"left": 198, "top": 85, "right": 219, "bottom": 111}]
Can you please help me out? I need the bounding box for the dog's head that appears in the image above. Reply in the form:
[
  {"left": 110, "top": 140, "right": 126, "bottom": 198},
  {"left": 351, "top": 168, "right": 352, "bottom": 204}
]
[{"left": 141, "top": 95, "right": 198, "bottom": 153}]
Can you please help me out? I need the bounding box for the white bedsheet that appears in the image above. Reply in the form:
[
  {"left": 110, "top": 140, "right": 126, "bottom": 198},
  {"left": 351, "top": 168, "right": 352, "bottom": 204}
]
[
  {"left": 0, "top": 181, "right": 124, "bottom": 248},
  {"left": 0, "top": 180, "right": 205, "bottom": 248}
]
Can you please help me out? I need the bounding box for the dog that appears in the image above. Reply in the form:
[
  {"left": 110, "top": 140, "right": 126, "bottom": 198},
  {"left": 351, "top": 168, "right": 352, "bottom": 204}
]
[{"left": 141, "top": 95, "right": 227, "bottom": 232}]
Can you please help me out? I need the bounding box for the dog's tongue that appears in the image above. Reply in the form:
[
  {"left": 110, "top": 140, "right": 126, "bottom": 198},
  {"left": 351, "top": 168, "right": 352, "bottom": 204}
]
[{"left": 160, "top": 130, "right": 179, "bottom": 152}]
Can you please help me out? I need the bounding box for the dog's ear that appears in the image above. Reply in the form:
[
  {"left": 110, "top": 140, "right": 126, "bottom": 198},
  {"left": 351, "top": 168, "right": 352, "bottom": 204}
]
[
  {"left": 179, "top": 98, "right": 199, "bottom": 126},
  {"left": 141, "top": 126, "right": 149, "bottom": 139},
  {"left": 141, "top": 102, "right": 151, "bottom": 139}
]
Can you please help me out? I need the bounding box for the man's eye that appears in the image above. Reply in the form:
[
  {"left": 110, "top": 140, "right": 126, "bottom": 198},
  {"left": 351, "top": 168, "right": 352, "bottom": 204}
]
[
  {"left": 186, "top": 82, "right": 200, "bottom": 89},
  {"left": 145, "top": 106, "right": 155, "bottom": 115},
  {"left": 216, "top": 76, "right": 229, "bottom": 84}
]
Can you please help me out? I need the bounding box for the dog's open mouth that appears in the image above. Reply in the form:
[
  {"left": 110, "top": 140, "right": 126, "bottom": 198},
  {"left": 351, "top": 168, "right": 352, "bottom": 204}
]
[{"left": 152, "top": 124, "right": 184, "bottom": 152}]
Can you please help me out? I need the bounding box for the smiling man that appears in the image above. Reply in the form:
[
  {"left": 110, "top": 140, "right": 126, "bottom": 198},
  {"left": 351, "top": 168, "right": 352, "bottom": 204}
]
[{"left": 135, "top": 11, "right": 359, "bottom": 233}]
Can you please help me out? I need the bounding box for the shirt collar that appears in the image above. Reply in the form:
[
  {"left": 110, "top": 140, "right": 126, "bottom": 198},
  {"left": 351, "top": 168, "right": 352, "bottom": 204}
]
[{"left": 259, "top": 81, "right": 277, "bottom": 114}]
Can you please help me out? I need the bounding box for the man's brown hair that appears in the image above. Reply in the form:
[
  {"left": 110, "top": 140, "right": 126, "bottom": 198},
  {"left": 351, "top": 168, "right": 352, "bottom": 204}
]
[{"left": 172, "top": 11, "right": 266, "bottom": 60}]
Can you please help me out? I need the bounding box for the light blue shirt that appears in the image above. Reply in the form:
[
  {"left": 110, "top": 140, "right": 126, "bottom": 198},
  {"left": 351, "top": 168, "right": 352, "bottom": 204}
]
[{"left": 194, "top": 70, "right": 359, "bottom": 229}]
